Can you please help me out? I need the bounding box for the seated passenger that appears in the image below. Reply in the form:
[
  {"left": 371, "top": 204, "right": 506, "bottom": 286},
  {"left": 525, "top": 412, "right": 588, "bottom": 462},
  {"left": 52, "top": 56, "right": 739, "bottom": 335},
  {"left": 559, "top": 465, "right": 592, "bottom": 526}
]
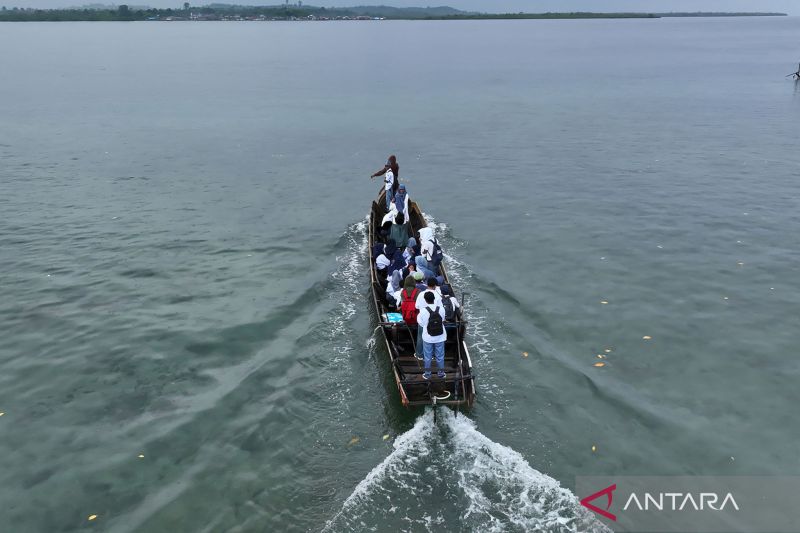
[
  {"left": 400, "top": 275, "right": 421, "bottom": 326},
  {"left": 415, "top": 255, "right": 435, "bottom": 280},
  {"left": 380, "top": 221, "right": 392, "bottom": 240},
  {"left": 403, "top": 237, "right": 417, "bottom": 265},
  {"left": 401, "top": 261, "right": 414, "bottom": 280},
  {"left": 372, "top": 242, "right": 386, "bottom": 260},
  {"left": 375, "top": 245, "right": 391, "bottom": 274},
  {"left": 389, "top": 212, "right": 410, "bottom": 249},
  {"left": 387, "top": 246, "right": 406, "bottom": 277},
  {"left": 379, "top": 204, "right": 397, "bottom": 241},
  {"left": 381, "top": 204, "right": 398, "bottom": 226},
  {"left": 412, "top": 271, "right": 427, "bottom": 291},
  {"left": 411, "top": 236, "right": 421, "bottom": 256},
  {"left": 386, "top": 270, "right": 403, "bottom": 307},
  {"left": 415, "top": 227, "right": 442, "bottom": 279}
]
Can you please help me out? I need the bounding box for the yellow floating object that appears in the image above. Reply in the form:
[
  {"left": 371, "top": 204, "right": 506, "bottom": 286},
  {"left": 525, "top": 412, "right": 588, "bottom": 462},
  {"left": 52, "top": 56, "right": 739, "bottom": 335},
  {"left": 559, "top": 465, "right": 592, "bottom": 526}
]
[
  {"left": 88, "top": 515, "right": 97, "bottom": 521},
  {"left": 522, "top": 352, "right": 529, "bottom": 358},
  {"left": 737, "top": 262, "right": 744, "bottom": 266},
  {"left": 604, "top": 349, "right": 612, "bottom": 353},
  {"left": 600, "top": 301, "right": 609, "bottom": 305},
  {"left": 592, "top": 445, "right": 597, "bottom": 452},
  {"left": 382, "top": 434, "right": 390, "bottom": 441},
  {"left": 0, "top": 412, "right": 4, "bottom": 417},
  {"left": 596, "top": 354, "right": 605, "bottom": 359},
  {"left": 642, "top": 336, "right": 652, "bottom": 340},
  {"left": 593, "top": 362, "right": 605, "bottom": 367},
  {"left": 137, "top": 454, "right": 144, "bottom": 459},
  {"left": 348, "top": 437, "right": 360, "bottom": 446},
  {"left": 723, "top": 297, "right": 729, "bottom": 300}
]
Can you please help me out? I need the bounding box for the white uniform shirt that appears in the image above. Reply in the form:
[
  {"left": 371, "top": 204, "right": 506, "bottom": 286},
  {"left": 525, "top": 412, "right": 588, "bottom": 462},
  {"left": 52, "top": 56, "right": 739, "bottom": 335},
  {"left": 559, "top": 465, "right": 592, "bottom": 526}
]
[
  {"left": 384, "top": 169, "right": 395, "bottom": 192},
  {"left": 418, "top": 227, "right": 437, "bottom": 262},
  {"left": 376, "top": 254, "right": 390, "bottom": 270},
  {"left": 381, "top": 205, "right": 398, "bottom": 226},
  {"left": 417, "top": 305, "right": 447, "bottom": 344},
  {"left": 416, "top": 288, "right": 442, "bottom": 311}
]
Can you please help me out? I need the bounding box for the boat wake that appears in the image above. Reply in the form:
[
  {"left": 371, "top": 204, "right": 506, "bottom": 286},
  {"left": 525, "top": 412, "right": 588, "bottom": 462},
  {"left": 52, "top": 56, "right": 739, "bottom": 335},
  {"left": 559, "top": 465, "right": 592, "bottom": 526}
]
[
  {"left": 423, "top": 214, "right": 513, "bottom": 414},
  {"left": 328, "top": 217, "right": 369, "bottom": 354},
  {"left": 322, "top": 409, "right": 607, "bottom": 533}
]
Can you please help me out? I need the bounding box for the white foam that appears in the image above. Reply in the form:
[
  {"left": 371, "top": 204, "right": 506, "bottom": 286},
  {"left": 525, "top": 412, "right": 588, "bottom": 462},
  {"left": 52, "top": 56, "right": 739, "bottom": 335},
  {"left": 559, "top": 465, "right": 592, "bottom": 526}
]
[
  {"left": 323, "top": 409, "right": 608, "bottom": 533},
  {"left": 442, "top": 410, "right": 607, "bottom": 532},
  {"left": 327, "top": 218, "right": 368, "bottom": 360},
  {"left": 321, "top": 411, "right": 436, "bottom": 532},
  {"left": 321, "top": 218, "right": 370, "bottom": 408}
]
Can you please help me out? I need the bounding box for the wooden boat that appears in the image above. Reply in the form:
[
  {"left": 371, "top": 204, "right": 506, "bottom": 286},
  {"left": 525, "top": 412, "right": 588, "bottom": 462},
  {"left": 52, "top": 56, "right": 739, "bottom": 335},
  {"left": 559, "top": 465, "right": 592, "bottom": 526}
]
[{"left": 368, "top": 192, "right": 476, "bottom": 408}]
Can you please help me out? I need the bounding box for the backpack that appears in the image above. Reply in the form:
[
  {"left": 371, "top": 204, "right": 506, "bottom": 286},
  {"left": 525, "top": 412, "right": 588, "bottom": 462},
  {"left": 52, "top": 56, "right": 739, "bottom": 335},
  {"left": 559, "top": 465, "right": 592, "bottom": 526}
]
[
  {"left": 400, "top": 288, "right": 420, "bottom": 325},
  {"left": 441, "top": 295, "right": 455, "bottom": 322},
  {"left": 425, "top": 306, "right": 444, "bottom": 337},
  {"left": 429, "top": 238, "right": 444, "bottom": 268}
]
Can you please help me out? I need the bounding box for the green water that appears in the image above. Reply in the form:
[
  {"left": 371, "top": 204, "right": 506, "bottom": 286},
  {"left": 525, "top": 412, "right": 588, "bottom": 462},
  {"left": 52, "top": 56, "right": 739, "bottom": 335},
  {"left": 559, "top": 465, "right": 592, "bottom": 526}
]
[{"left": 1, "top": 16, "right": 799, "bottom": 532}]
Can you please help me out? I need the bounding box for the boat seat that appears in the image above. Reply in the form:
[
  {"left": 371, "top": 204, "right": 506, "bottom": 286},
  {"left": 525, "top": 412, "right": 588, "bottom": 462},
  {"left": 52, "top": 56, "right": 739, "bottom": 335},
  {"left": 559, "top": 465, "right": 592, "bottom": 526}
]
[{"left": 403, "top": 371, "right": 465, "bottom": 382}]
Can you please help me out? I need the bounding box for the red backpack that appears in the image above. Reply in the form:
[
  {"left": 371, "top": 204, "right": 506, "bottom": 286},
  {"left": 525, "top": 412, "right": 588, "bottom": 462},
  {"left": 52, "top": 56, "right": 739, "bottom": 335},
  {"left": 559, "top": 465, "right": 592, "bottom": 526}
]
[{"left": 400, "top": 288, "right": 420, "bottom": 325}]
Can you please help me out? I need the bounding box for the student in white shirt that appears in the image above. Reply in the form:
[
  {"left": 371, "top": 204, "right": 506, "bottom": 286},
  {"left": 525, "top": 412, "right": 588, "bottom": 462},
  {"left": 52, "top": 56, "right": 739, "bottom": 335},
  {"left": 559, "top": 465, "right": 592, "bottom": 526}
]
[
  {"left": 417, "top": 291, "right": 447, "bottom": 380},
  {"left": 415, "top": 277, "right": 442, "bottom": 311},
  {"left": 415, "top": 226, "right": 440, "bottom": 280},
  {"left": 414, "top": 277, "right": 442, "bottom": 357},
  {"left": 375, "top": 245, "right": 391, "bottom": 274}
]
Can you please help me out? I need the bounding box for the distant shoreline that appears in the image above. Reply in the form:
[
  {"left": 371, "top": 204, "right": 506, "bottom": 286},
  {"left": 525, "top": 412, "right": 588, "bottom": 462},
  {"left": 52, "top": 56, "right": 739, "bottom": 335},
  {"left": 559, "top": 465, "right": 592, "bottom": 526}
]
[
  {"left": 0, "top": 8, "right": 788, "bottom": 23},
  {"left": 421, "top": 12, "right": 788, "bottom": 20}
]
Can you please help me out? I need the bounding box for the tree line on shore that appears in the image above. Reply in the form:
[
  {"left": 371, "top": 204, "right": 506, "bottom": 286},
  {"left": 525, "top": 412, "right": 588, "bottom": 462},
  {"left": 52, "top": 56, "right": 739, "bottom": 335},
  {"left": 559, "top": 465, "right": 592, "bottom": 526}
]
[{"left": 0, "top": 4, "right": 786, "bottom": 22}]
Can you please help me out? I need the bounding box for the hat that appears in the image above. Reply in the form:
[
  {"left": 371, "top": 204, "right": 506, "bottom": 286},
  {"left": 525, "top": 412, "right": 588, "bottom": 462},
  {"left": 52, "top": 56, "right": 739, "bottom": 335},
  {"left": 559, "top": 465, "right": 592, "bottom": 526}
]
[
  {"left": 412, "top": 271, "right": 424, "bottom": 281},
  {"left": 398, "top": 184, "right": 406, "bottom": 191}
]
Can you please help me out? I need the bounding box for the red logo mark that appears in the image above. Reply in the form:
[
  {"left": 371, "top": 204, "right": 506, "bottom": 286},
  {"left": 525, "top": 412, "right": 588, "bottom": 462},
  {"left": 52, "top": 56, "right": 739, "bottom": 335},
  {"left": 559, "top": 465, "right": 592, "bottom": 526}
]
[{"left": 580, "top": 483, "right": 617, "bottom": 522}]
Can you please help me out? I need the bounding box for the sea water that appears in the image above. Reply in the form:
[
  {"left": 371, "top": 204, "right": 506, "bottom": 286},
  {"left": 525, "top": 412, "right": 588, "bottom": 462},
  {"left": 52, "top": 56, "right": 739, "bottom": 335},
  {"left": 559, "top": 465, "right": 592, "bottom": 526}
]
[{"left": 1, "top": 16, "right": 799, "bottom": 532}]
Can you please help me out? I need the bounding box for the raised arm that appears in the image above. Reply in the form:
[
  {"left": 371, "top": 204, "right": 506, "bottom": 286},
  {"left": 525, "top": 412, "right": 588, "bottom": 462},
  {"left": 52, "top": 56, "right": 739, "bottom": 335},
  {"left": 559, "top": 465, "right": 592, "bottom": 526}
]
[{"left": 371, "top": 165, "right": 390, "bottom": 178}]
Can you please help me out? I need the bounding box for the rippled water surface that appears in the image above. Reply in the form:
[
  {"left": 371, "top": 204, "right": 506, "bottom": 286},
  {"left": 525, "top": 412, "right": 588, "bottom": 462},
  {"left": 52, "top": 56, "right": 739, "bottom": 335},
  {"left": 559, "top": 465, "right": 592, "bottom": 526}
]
[{"left": 1, "top": 16, "right": 799, "bottom": 533}]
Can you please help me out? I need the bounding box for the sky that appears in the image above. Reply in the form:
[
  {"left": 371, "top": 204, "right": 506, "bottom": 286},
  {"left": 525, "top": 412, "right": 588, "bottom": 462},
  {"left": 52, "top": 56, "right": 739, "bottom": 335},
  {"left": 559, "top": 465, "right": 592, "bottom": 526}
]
[{"left": 6, "top": 0, "right": 800, "bottom": 15}]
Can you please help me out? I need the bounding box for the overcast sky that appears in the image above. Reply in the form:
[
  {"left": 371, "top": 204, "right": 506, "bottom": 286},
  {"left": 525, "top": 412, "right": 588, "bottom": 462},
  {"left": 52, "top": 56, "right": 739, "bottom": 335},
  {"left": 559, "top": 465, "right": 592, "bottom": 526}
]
[{"left": 8, "top": 0, "right": 800, "bottom": 15}]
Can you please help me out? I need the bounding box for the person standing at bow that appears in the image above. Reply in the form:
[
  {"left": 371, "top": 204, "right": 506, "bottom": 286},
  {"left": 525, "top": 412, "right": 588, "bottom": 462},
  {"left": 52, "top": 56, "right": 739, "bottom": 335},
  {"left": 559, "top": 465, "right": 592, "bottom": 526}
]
[{"left": 371, "top": 155, "right": 399, "bottom": 212}]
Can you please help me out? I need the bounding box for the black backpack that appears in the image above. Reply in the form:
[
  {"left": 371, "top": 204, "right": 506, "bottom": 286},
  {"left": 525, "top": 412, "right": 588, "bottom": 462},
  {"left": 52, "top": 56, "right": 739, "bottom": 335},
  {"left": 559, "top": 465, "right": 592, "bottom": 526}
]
[
  {"left": 426, "top": 306, "right": 444, "bottom": 336},
  {"left": 441, "top": 295, "right": 455, "bottom": 321},
  {"left": 429, "top": 238, "right": 444, "bottom": 268}
]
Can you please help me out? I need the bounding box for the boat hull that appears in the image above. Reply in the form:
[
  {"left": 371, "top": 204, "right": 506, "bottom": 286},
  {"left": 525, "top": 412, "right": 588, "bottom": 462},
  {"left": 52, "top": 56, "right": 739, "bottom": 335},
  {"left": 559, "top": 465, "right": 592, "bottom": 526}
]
[{"left": 368, "top": 194, "right": 476, "bottom": 408}]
